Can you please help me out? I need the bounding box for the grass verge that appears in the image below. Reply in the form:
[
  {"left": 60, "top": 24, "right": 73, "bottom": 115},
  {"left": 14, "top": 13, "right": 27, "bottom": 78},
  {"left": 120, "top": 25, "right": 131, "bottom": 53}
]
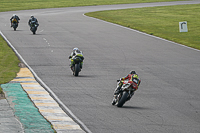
[
  {"left": 86, "top": 4, "right": 200, "bottom": 50},
  {"left": 0, "top": 0, "right": 185, "bottom": 12},
  {"left": 0, "top": 36, "right": 20, "bottom": 94}
]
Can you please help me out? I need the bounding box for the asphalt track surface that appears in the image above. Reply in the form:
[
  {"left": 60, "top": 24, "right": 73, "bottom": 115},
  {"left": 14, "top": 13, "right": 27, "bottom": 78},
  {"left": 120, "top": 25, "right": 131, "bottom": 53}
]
[{"left": 1, "top": 1, "right": 200, "bottom": 133}]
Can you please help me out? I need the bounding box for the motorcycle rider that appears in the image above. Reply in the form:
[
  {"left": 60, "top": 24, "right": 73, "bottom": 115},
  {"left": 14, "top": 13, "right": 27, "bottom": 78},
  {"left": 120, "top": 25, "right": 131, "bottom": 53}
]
[
  {"left": 113, "top": 70, "right": 141, "bottom": 98},
  {"left": 69, "top": 48, "right": 84, "bottom": 69},
  {"left": 10, "top": 14, "right": 20, "bottom": 27},
  {"left": 28, "top": 15, "right": 39, "bottom": 29}
]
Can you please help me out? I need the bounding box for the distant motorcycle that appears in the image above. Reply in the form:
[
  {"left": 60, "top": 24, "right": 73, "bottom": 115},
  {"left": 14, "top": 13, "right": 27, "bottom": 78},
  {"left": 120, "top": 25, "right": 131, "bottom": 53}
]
[
  {"left": 12, "top": 21, "right": 18, "bottom": 31},
  {"left": 112, "top": 79, "right": 139, "bottom": 107},
  {"left": 11, "top": 19, "right": 18, "bottom": 31},
  {"left": 30, "top": 21, "right": 38, "bottom": 34},
  {"left": 71, "top": 56, "right": 83, "bottom": 76}
]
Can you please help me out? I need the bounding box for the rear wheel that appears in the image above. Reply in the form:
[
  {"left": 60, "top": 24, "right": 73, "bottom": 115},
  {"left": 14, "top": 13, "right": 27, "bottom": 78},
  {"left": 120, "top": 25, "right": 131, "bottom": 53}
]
[
  {"left": 32, "top": 27, "right": 36, "bottom": 34},
  {"left": 74, "top": 63, "right": 80, "bottom": 76},
  {"left": 13, "top": 23, "right": 17, "bottom": 31},
  {"left": 116, "top": 91, "right": 128, "bottom": 107}
]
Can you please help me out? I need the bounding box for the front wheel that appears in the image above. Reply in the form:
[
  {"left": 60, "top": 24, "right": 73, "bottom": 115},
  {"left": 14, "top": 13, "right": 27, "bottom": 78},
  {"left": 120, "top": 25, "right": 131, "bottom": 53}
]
[{"left": 116, "top": 91, "right": 129, "bottom": 107}]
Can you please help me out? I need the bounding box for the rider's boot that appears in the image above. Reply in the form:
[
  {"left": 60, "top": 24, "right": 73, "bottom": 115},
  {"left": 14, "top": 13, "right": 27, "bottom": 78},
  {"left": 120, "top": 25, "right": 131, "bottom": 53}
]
[
  {"left": 114, "top": 82, "right": 122, "bottom": 95},
  {"left": 112, "top": 94, "right": 119, "bottom": 105},
  {"left": 112, "top": 81, "right": 123, "bottom": 105},
  {"left": 70, "top": 60, "right": 74, "bottom": 70},
  {"left": 80, "top": 62, "right": 83, "bottom": 69},
  {"left": 112, "top": 83, "right": 122, "bottom": 105},
  {"left": 69, "top": 63, "right": 73, "bottom": 70}
]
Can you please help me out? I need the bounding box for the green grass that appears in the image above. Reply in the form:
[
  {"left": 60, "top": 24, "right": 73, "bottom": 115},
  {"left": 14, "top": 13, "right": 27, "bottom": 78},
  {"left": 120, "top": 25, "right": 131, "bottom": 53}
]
[
  {"left": 86, "top": 4, "right": 200, "bottom": 50},
  {"left": 0, "top": 0, "right": 186, "bottom": 12},
  {"left": 0, "top": 36, "right": 20, "bottom": 94}
]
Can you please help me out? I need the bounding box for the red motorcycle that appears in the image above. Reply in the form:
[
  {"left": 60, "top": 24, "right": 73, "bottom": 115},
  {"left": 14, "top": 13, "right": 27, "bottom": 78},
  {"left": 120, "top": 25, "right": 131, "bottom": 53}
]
[{"left": 112, "top": 79, "right": 139, "bottom": 107}]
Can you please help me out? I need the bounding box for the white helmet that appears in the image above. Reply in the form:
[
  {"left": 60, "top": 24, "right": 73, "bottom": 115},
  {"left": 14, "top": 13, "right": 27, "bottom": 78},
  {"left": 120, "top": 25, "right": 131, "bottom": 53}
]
[{"left": 73, "top": 47, "right": 79, "bottom": 53}]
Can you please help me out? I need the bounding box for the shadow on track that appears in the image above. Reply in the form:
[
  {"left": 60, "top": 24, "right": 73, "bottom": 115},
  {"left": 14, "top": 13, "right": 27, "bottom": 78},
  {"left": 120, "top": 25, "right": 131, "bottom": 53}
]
[
  {"left": 120, "top": 106, "right": 151, "bottom": 110},
  {"left": 10, "top": 30, "right": 24, "bottom": 31},
  {"left": 69, "top": 75, "right": 97, "bottom": 78}
]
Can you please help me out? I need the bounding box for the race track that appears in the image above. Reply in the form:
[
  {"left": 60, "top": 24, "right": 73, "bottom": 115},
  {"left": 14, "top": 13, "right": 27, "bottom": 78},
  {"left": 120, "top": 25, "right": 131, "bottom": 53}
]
[{"left": 1, "top": 1, "right": 200, "bottom": 133}]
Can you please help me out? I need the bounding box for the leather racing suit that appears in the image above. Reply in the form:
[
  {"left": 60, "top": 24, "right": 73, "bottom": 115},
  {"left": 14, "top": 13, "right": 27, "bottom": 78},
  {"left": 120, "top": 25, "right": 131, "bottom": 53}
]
[
  {"left": 114, "top": 73, "right": 141, "bottom": 95},
  {"left": 69, "top": 50, "right": 84, "bottom": 69}
]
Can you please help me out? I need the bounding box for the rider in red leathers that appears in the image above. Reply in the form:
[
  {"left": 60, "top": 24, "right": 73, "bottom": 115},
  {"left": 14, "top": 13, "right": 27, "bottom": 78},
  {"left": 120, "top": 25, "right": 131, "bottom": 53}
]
[{"left": 113, "top": 70, "right": 141, "bottom": 97}]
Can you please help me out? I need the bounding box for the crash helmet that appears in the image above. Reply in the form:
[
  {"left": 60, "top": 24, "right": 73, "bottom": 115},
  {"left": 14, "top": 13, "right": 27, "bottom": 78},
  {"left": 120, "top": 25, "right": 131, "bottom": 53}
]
[
  {"left": 31, "top": 15, "right": 34, "bottom": 18},
  {"left": 132, "top": 74, "right": 139, "bottom": 79},
  {"left": 130, "top": 70, "right": 136, "bottom": 74},
  {"left": 73, "top": 47, "right": 79, "bottom": 53},
  {"left": 13, "top": 14, "right": 16, "bottom": 17}
]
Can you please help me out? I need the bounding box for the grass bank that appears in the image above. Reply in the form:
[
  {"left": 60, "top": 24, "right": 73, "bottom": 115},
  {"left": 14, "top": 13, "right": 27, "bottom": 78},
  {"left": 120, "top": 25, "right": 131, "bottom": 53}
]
[
  {"left": 0, "top": 0, "right": 184, "bottom": 12},
  {"left": 0, "top": 36, "right": 20, "bottom": 94},
  {"left": 86, "top": 4, "right": 200, "bottom": 50}
]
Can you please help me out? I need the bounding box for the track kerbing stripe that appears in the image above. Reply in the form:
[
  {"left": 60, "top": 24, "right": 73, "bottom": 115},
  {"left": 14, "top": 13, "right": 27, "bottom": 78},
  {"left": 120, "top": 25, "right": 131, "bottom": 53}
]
[{"left": 11, "top": 68, "right": 85, "bottom": 133}]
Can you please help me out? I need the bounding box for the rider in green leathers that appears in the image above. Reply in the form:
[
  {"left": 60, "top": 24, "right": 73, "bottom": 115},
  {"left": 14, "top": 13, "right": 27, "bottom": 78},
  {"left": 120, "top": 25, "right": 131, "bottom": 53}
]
[{"left": 69, "top": 48, "right": 84, "bottom": 69}]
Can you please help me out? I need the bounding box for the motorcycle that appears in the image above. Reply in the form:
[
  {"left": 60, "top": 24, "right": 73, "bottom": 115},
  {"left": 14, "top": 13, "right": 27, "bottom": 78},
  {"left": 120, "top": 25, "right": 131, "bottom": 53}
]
[
  {"left": 112, "top": 79, "right": 139, "bottom": 107},
  {"left": 11, "top": 20, "right": 18, "bottom": 31},
  {"left": 71, "top": 56, "right": 83, "bottom": 76},
  {"left": 30, "top": 21, "right": 38, "bottom": 34}
]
